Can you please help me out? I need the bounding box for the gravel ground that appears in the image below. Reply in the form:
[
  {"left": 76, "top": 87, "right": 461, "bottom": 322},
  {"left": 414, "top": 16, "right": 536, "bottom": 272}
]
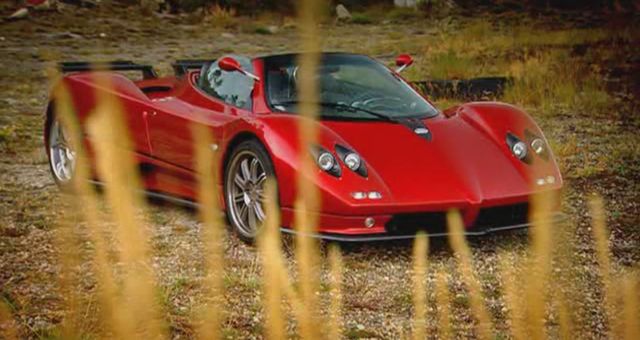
[{"left": 0, "top": 4, "right": 638, "bottom": 339}]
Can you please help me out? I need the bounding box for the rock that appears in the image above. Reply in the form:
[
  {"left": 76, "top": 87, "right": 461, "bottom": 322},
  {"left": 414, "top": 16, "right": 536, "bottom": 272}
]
[
  {"left": 221, "top": 32, "right": 235, "bottom": 39},
  {"left": 56, "top": 32, "right": 83, "bottom": 39},
  {"left": 266, "top": 25, "right": 279, "bottom": 34},
  {"left": 7, "top": 8, "right": 29, "bottom": 20},
  {"left": 336, "top": 4, "right": 351, "bottom": 21},
  {"left": 99, "top": 33, "right": 107, "bottom": 38},
  {"left": 28, "top": 0, "right": 53, "bottom": 11},
  {"left": 394, "top": 0, "right": 417, "bottom": 7}
]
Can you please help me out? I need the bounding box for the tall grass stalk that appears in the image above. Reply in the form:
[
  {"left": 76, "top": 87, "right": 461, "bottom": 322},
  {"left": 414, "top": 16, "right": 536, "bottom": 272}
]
[
  {"left": 499, "top": 254, "right": 525, "bottom": 340},
  {"left": 328, "top": 244, "right": 343, "bottom": 339},
  {"left": 446, "top": 210, "right": 493, "bottom": 339},
  {"left": 293, "top": 0, "right": 324, "bottom": 337},
  {"left": 192, "top": 124, "right": 225, "bottom": 339},
  {"left": 412, "top": 232, "right": 428, "bottom": 340},
  {"left": 588, "top": 196, "right": 615, "bottom": 336},
  {"left": 524, "top": 191, "right": 558, "bottom": 339},
  {"left": 87, "top": 74, "right": 166, "bottom": 338},
  {"left": 556, "top": 288, "right": 573, "bottom": 340},
  {"left": 51, "top": 82, "right": 120, "bottom": 337},
  {"left": 50, "top": 85, "right": 82, "bottom": 338},
  {"left": 434, "top": 271, "right": 452, "bottom": 339},
  {"left": 621, "top": 274, "right": 639, "bottom": 340},
  {"left": 0, "top": 301, "right": 17, "bottom": 340},
  {"left": 258, "top": 180, "right": 286, "bottom": 339},
  {"left": 53, "top": 210, "right": 82, "bottom": 338}
]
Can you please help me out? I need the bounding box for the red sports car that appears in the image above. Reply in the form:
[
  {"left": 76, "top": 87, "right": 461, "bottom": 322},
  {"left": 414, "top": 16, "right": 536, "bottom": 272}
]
[{"left": 45, "top": 53, "right": 563, "bottom": 242}]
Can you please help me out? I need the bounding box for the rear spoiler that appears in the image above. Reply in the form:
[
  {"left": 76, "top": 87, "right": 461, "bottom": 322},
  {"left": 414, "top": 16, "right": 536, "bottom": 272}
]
[
  {"left": 172, "top": 59, "right": 214, "bottom": 77},
  {"left": 58, "top": 61, "right": 158, "bottom": 80}
]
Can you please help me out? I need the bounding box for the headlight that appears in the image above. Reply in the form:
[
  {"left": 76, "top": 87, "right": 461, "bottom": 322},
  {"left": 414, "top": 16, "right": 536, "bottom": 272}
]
[
  {"left": 344, "top": 153, "right": 361, "bottom": 171},
  {"left": 531, "top": 138, "right": 545, "bottom": 155},
  {"left": 317, "top": 152, "right": 335, "bottom": 171},
  {"left": 512, "top": 141, "right": 528, "bottom": 160},
  {"left": 335, "top": 144, "right": 368, "bottom": 177}
]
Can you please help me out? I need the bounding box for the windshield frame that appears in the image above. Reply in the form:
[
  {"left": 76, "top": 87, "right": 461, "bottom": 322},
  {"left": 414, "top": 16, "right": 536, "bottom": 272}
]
[{"left": 261, "top": 52, "right": 439, "bottom": 121}]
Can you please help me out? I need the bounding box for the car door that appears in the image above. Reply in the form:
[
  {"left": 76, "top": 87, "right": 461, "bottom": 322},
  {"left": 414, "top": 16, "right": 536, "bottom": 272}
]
[{"left": 145, "top": 55, "right": 255, "bottom": 182}]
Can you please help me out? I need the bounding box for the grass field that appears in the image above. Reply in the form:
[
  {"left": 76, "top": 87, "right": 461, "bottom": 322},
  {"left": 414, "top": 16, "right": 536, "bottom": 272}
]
[{"left": 0, "top": 3, "right": 638, "bottom": 339}]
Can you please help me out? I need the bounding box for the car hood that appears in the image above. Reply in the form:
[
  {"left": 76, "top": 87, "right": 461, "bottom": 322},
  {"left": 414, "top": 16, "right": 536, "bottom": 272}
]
[{"left": 319, "top": 114, "right": 560, "bottom": 208}]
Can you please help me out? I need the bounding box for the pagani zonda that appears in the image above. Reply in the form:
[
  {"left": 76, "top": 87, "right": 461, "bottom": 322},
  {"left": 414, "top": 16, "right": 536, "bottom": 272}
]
[{"left": 45, "top": 53, "right": 563, "bottom": 242}]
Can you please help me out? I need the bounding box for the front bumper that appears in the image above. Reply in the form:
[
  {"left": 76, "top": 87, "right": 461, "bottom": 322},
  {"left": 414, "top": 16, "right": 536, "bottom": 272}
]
[{"left": 279, "top": 210, "right": 567, "bottom": 242}]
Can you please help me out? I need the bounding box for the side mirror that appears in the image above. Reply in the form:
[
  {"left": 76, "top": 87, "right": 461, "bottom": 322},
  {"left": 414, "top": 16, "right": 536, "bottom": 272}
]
[
  {"left": 218, "top": 56, "right": 242, "bottom": 72},
  {"left": 395, "top": 54, "right": 413, "bottom": 73},
  {"left": 217, "top": 56, "right": 260, "bottom": 81}
]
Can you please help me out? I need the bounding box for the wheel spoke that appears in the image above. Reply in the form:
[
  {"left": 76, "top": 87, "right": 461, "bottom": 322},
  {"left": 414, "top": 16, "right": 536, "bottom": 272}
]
[
  {"left": 253, "top": 203, "right": 265, "bottom": 222},
  {"left": 247, "top": 204, "right": 257, "bottom": 230},
  {"left": 249, "top": 158, "right": 259, "bottom": 182},
  {"left": 234, "top": 173, "right": 246, "bottom": 190},
  {"left": 233, "top": 193, "right": 244, "bottom": 203},
  {"left": 257, "top": 190, "right": 267, "bottom": 201},
  {"left": 238, "top": 204, "right": 248, "bottom": 222},
  {"left": 241, "top": 159, "right": 251, "bottom": 183},
  {"left": 256, "top": 172, "right": 267, "bottom": 187},
  {"left": 55, "top": 161, "right": 65, "bottom": 178},
  {"left": 58, "top": 123, "right": 69, "bottom": 145}
]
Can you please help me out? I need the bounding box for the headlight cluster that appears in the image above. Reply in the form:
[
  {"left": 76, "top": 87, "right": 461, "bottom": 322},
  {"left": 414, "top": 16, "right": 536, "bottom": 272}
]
[
  {"left": 312, "top": 144, "right": 367, "bottom": 177},
  {"left": 506, "top": 132, "right": 548, "bottom": 163},
  {"left": 317, "top": 152, "right": 336, "bottom": 171},
  {"left": 530, "top": 138, "right": 546, "bottom": 155}
]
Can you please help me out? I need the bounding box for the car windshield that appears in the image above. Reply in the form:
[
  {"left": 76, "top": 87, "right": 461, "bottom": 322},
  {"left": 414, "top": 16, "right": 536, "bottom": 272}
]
[{"left": 263, "top": 53, "right": 438, "bottom": 121}]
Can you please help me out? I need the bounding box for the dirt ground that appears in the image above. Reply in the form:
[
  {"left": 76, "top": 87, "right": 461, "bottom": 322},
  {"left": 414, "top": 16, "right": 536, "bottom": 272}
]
[{"left": 0, "top": 4, "right": 639, "bottom": 339}]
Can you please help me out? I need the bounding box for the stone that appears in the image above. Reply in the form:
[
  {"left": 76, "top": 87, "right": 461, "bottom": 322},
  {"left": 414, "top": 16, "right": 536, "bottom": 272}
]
[
  {"left": 394, "top": 0, "right": 417, "bottom": 7},
  {"left": 336, "top": 4, "right": 351, "bottom": 21},
  {"left": 7, "top": 8, "right": 29, "bottom": 20}
]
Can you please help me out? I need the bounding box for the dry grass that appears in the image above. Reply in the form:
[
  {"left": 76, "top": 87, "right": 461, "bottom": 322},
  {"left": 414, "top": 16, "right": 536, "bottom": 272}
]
[
  {"left": 411, "top": 232, "right": 428, "bottom": 339},
  {"left": 0, "top": 3, "right": 638, "bottom": 339}
]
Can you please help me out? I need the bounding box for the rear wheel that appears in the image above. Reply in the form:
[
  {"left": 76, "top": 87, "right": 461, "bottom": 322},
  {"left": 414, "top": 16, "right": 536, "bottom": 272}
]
[
  {"left": 224, "top": 140, "right": 275, "bottom": 243},
  {"left": 46, "top": 114, "right": 76, "bottom": 190}
]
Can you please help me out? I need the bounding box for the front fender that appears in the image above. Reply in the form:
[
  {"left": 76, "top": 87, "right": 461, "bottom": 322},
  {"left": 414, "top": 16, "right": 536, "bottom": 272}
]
[{"left": 456, "top": 101, "right": 563, "bottom": 187}]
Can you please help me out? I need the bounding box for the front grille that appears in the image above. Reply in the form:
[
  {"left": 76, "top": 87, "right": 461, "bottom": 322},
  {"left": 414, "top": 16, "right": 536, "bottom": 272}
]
[
  {"left": 473, "top": 203, "right": 529, "bottom": 229},
  {"left": 384, "top": 203, "right": 529, "bottom": 235},
  {"left": 385, "top": 212, "right": 448, "bottom": 235}
]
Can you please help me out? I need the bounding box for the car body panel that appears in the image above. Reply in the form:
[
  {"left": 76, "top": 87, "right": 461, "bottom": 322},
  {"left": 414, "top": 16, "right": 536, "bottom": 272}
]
[{"left": 46, "top": 53, "right": 563, "bottom": 239}]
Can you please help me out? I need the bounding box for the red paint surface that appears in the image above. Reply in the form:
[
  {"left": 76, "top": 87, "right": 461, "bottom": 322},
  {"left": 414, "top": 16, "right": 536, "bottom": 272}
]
[{"left": 47, "top": 56, "right": 563, "bottom": 236}]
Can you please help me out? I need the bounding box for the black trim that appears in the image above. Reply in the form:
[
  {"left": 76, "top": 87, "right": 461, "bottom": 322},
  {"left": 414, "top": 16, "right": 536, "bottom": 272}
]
[
  {"left": 281, "top": 212, "right": 567, "bottom": 242},
  {"left": 172, "top": 59, "right": 214, "bottom": 77},
  {"left": 141, "top": 86, "right": 173, "bottom": 94},
  {"left": 59, "top": 61, "right": 157, "bottom": 79}
]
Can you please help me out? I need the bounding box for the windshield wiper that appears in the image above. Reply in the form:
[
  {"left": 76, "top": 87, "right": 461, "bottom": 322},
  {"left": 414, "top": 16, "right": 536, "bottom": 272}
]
[{"left": 275, "top": 101, "right": 396, "bottom": 122}]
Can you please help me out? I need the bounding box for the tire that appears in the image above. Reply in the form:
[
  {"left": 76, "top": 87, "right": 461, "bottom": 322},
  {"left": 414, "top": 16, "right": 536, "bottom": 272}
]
[
  {"left": 45, "top": 112, "right": 76, "bottom": 191},
  {"left": 224, "top": 139, "right": 276, "bottom": 243}
]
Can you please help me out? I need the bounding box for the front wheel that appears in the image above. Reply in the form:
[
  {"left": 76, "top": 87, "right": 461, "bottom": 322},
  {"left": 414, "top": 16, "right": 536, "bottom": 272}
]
[
  {"left": 46, "top": 114, "right": 76, "bottom": 190},
  {"left": 224, "top": 139, "right": 275, "bottom": 243}
]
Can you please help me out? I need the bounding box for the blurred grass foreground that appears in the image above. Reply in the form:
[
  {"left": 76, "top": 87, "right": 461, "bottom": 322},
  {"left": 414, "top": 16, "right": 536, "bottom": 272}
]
[{"left": 0, "top": 0, "right": 639, "bottom": 339}]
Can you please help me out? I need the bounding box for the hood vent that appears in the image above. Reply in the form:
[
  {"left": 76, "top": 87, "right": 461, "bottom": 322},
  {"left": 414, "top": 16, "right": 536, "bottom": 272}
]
[{"left": 398, "top": 118, "right": 432, "bottom": 141}]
